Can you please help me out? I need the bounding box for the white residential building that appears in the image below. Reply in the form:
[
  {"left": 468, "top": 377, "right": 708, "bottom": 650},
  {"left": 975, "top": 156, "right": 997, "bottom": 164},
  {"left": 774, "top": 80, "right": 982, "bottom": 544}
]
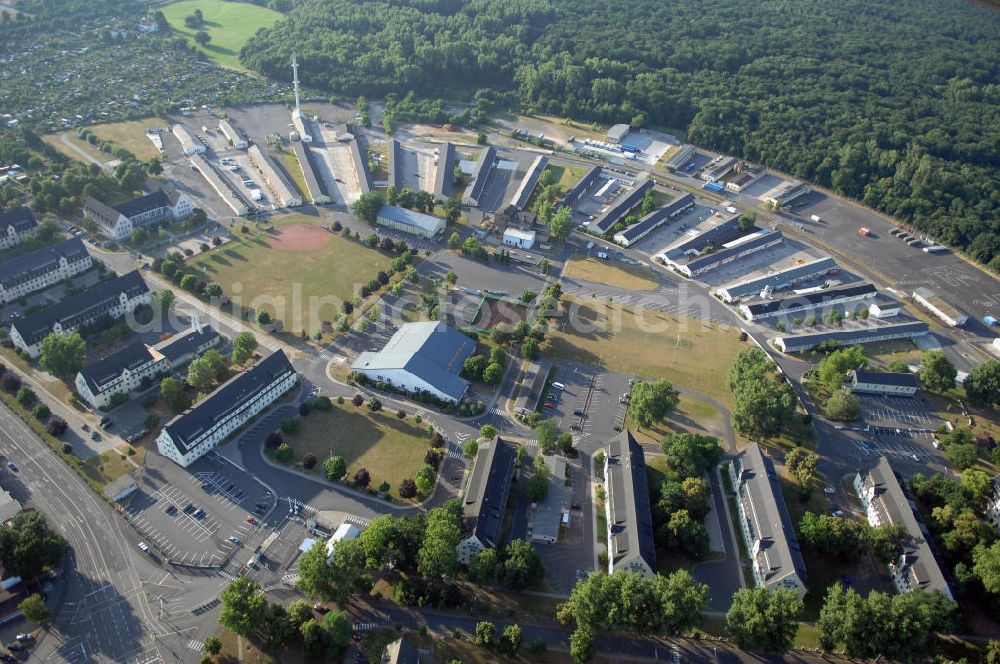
[
  {"left": 156, "top": 350, "right": 297, "bottom": 467},
  {"left": 0, "top": 237, "right": 92, "bottom": 304},
  {"left": 0, "top": 207, "right": 39, "bottom": 250},
  {"left": 84, "top": 189, "right": 194, "bottom": 241},
  {"left": 730, "top": 443, "right": 808, "bottom": 600},
  {"left": 9, "top": 271, "right": 151, "bottom": 357}
]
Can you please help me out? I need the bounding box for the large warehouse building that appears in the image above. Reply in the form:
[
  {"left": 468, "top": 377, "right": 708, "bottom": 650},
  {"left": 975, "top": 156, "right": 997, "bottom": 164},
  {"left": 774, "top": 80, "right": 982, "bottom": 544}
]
[
  {"left": 246, "top": 145, "right": 302, "bottom": 208},
  {"left": 376, "top": 205, "right": 446, "bottom": 239},
  {"left": 171, "top": 124, "right": 204, "bottom": 156},
  {"left": 774, "top": 321, "right": 930, "bottom": 353},
  {"left": 716, "top": 257, "right": 838, "bottom": 303},
  {"left": 217, "top": 119, "right": 247, "bottom": 150}
]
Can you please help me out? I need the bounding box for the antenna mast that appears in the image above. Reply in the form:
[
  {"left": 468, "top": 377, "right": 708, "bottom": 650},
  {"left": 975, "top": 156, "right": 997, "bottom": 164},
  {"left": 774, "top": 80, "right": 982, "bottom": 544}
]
[{"left": 292, "top": 53, "right": 301, "bottom": 112}]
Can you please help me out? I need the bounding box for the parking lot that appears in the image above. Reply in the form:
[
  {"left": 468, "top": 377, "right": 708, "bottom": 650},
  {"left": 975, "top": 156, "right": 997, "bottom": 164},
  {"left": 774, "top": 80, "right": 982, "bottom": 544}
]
[
  {"left": 858, "top": 394, "right": 938, "bottom": 429},
  {"left": 539, "top": 364, "right": 633, "bottom": 444},
  {"left": 123, "top": 453, "right": 276, "bottom": 566},
  {"left": 833, "top": 394, "right": 944, "bottom": 466}
]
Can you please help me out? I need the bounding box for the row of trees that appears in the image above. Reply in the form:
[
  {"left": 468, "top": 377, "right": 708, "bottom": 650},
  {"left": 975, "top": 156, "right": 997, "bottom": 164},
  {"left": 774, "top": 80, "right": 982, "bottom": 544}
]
[{"left": 650, "top": 433, "right": 722, "bottom": 559}]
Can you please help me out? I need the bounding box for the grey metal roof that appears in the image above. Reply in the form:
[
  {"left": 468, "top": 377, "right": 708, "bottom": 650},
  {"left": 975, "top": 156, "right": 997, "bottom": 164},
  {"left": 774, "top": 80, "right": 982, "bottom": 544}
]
[
  {"left": 352, "top": 322, "right": 474, "bottom": 402},
  {"left": 381, "top": 637, "right": 421, "bottom": 664},
  {"left": 376, "top": 205, "right": 445, "bottom": 235},
  {"left": 78, "top": 340, "right": 159, "bottom": 394},
  {"left": 615, "top": 193, "right": 694, "bottom": 245},
  {"left": 161, "top": 350, "right": 295, "bottom": 455},
  {"left": 348, "top": 135, "right": 372, "bottom": 195},
  {"left": 742, "top": 282, "right": 875, "bottom": 317},
  {"left": 664, "top": 215, "right": 743, "bottom": 259},
  {"left": 112, "top": 191, "right": 174, "bottom": 219},
  {"left": 733, "top": 443, "right": 808, "bottom": 588},
  {"left": 433, "top": 142, "right": 456, "bottom": 198},
  {"left": 852, "top": 369, "right": 917, "bottom": 388},
  {"left": 607, "top": 124, "right": 630, "bottom": 141},
  {"left": 859, "top": 457, "right": 953, "bottom": 598},
  {"left": 464, "top": 146, "right": 496, "bottom": 204},
  {"left": 12, "top": 270, "right": 150, "bottom": 346},
  {"left": 508, "top": 155, "right": 549, "bottom": 210},
  {"left": 682, "top": 230, "right": 783, "bottom": 273},
  {"left": 593, "top": 174, "right": 653, "bottom": 233},
  {"left": 0, "top": 237, "right": 89, "bottom": 289},
  {"left": 0, "top": 487, "right": 21, "bottom": 523},
  {"left": 776, "top": 321, "right": 929, "bottom": 352},
  {"left": 718, "top": 257, "right": 837, "bottom": 301},
  {"left": 152, "top": 324, "right": 220, "bottom": 364},
  {"left": 291, "top": 141, "right": 329, "bottom": 203},
  {"left": 0, "top": 207, "right": 37, "bottom": 234},
  {"left": 559, "top": 165, "right": 601, "bottom": 208},
  {"left": 387, "top": 139, "right": 403, "bottom": 190},
  {"left": 532, "top": 454, "right": 569, "bottom": 542},
  {"left": 605, "top": 430, "right": 656, "bottom": 574},
  {"left": 463, "top": 437, "right": 515, "bottom": 548}
]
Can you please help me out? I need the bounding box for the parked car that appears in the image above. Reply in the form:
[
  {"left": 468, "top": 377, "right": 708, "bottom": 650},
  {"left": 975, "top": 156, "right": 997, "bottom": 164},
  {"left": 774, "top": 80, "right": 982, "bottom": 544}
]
[
  {"left": 15, "top": 634, "right": 33, "bottom": 641},
  {"left": 246, "top": 517, "right": 256, "bottom": 524},
  {"left": 6, "top": 462, "right": 16, "bottom": 472},
  {"left": 823, "top": 487, "right": 835, "bottom": 494},
  {"left": 227, "top": 537, "right": 239, "bottom": 544},
  {"left": 573, "top": 409, "right": 585, "bottom": 416}
]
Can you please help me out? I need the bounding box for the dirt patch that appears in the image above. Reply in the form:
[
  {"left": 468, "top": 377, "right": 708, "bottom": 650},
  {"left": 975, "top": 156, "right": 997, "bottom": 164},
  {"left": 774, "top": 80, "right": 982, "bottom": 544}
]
[
  {"left": 471, "top": 295, "right": 529, "bottom": 330},
  {"left": 268, "top": 223, "right": 331, "bottom": 252}
]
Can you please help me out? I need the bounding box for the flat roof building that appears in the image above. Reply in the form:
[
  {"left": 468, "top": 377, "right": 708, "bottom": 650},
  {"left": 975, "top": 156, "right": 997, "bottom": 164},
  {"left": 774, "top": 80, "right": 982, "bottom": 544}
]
[
  {"left": 502, "top": 227, "right": 535, "bottom": 249},
  {"left": 592, "top": 173, "right": 653, "bottom": 234},
  {"left": 0, "top": 207, "right": 39, "bottom": 250},
  {"left": 458, "top": 437, "right": 516, "bottom": 563},
  {"left": 604, "top": 430, "right": 656, "bottom": 578},
  {"left": 730, "top": 443, "right": 808, "bottom": 600},
  {"left": 716, "top": 257, "right": 838, "bottom": 303},
  {"left": 614, "top": 193, "right": 695, "bottom": 247},
  {"left": 912, "top": 287, "right": 968, "bottom": 328},
  {"left": 668, "top": 229, "right": 783, "bottom": 278},
  {"left": 433, "top": 142, "right": 456, "bottom": 199},
  {"left": 766, "top": 182, "right": 811, "bottom": 207},
  {"left": 462, "top": 146, "right": 497, "bottom": 207},
  {"left": 157, "top": 350, "right": 298, "bottom": 467},
  {"left": 10, "top": 270, "right": 151, "bottom": 357},
  {"left": 387, "top": 139, "right": 404, "bottom": 190},
  {"left": 854, "top": 457, "right": 953, "bottom": 600},
  {"left": 348, "top": 135, "right": 372, "bottom": 195},
  {"left": 0, "top": 237, "right": 92, "bottom": 304},
  {"left": 775, "top": 321, "right": 929, "bottom": 353},
  {"left": 606, "top": 124, "right": 630, "bottom": 144},
  {"left": 700, "top": 156, "right": 738, "bottom": 182},
  {"left": 663, "top": 144, "right": 696, "bottom": 171},
  {"left": 352, "top": 322, "right": 475, "bottom": 403},
  {"left": 738, "top": 283, "right": 877, "bottom": 321},
  {"left": 662, "top": 214, "right": 743, "bottom": 262},
  {"left": 376, "top": 205, "right": 445, "bottom": 239},
  {"left": 849, "top": 369, "right": 918, "bottom": 397}
]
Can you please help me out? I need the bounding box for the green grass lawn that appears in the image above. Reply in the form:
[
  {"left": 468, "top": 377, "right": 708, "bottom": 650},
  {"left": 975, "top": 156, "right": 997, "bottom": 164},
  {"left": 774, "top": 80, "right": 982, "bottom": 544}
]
[
  {"left": 87, "top": 119, "right": 164, "bottom": 161},
  {"left": 181, "top": 213, "right": 388, "bottom": 335},
  {"left": 543, "top": 297, "right": 747, "bottom": 404},
  {"left": 279, "top": 403, "right": 433, "bottom": 501},
  {"left": 161, "top": 0, "right": 282, "bottom": 71}
]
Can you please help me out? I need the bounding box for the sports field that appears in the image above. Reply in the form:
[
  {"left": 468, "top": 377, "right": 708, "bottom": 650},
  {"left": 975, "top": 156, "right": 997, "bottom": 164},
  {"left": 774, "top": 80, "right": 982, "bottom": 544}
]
[
  {"left": 161, "top": 0, "right": 282, "bottom": 71},
  {"left": 182, "top": 214, "right": 387, "bottom": 335},
  {"left": 542, "top": 297, "right": 746, "bottom": 403}
]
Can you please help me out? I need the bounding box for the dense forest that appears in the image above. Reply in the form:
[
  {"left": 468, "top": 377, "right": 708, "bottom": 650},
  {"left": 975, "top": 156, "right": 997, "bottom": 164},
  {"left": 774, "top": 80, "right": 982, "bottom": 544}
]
[{"left": 241, "top": 0, "right": 1000, "bottom": 268}]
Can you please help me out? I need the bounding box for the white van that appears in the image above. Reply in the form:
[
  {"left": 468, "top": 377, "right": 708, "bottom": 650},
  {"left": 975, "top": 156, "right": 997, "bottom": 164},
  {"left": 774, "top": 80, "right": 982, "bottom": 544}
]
[
  {"left": 552, "top": 382, "right": 565, "bottom": 390},
  {"left": 137, "top": 542, "right": 149, "bottom": 553},
  {"left": 586, "top": 241, "right": 594, "bottom": 250},
  {"left": 597, "top": 251, "right": 608, "bottom": 259}
]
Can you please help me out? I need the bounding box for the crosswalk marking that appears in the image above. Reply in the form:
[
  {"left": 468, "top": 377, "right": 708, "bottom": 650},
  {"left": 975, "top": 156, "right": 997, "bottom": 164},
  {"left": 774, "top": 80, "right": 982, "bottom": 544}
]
[{"left": 187, "top": 640, "right": 204, "bottom": 652}]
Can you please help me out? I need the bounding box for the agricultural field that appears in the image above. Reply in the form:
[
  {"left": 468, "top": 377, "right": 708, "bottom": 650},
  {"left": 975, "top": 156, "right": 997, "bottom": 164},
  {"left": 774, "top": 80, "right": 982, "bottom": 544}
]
[
  {"left": 276, "top": 402, "right": 434, "bottom": 501},
  {"left": 543, "top": 297, "right": 747, "bottom": 403},
  {"left": 562, "top": 257, "right": 659, "bottom": 291},
  {"left": 181, "top": 213, "right": 389, "bottom": 335},
  {"left": 161, "top": 0, "right": 283, "bottom": 71}
]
